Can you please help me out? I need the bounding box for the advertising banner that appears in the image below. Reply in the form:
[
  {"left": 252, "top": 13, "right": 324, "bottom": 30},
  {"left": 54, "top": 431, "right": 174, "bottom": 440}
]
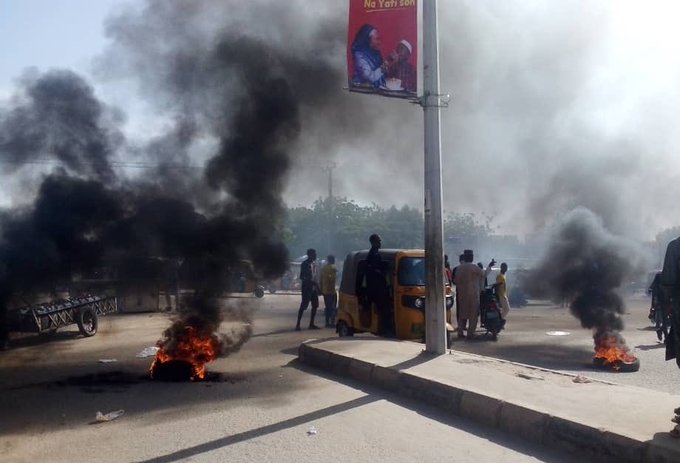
[{"left": 347, "top": 0, "right": 418, "bottom": 98}]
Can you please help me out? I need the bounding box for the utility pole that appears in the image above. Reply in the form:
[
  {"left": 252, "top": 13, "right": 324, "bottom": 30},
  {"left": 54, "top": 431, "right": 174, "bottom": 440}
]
[
  {"left": 322, "top": 162, "right": 337, "bottom": 257},
  {"left": 422, "top": 0, "right": 447, "bottom": 354}
]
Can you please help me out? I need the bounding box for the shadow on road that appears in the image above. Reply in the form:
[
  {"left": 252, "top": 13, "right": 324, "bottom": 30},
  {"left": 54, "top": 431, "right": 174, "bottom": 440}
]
[
  {"left": 635, "top": 343, "right": 665, "bottom": 351},
  {"left": 278, "top": 351, "right": 574, "bottom": 463},
  {"left": 454, "top": 342, "right": 596, "bottom": 373},
  {"left": 133, "top": 395, "right": 380, "bottom": 463},
  {"left": 6, "top": 330, "right": 84, "bottom": 349}
]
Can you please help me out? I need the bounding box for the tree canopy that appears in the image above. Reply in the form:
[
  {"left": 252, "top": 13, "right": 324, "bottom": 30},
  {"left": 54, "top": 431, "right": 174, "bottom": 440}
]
[{"left": 284, "top": 197, "right": 493, "bottom": 262}]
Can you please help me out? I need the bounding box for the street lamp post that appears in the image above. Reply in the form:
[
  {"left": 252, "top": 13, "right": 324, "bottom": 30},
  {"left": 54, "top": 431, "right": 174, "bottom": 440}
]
[{"left": 422, "top": 0, "right": 447, "bottom": 354}]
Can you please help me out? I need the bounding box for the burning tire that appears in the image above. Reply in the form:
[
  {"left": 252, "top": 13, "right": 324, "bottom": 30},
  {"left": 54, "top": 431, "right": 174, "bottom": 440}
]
[
  {"left": 77, "top": 308, "right": 98, "bottom": 337},
  {"left": 593, "top": 356, "right": 640, "bottom": 373},
  {"left": 337, "top": 320, "right": 354, "bottom": 337}
]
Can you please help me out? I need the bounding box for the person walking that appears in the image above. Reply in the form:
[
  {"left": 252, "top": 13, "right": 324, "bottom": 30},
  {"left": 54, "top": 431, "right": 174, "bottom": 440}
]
[
  {"left": 649, "top": 271, "right": 668, "bottom": 343},
  {"left": 321, "top": 255, "right": 338, "bottom": 328},
  {"left": 455, "top": 250, "right": 494, "bottom": 340},
  {"left": 295, "top": 248, "right": 320, "bottom": 331},
  {"left": 496, "top": 262, "right": 511, "bottom": 320}
]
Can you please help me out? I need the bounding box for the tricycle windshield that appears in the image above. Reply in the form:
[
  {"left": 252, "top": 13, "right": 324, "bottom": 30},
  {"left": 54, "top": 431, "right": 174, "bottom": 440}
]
[{"left": 398, "top": 257, "right": 425, "bottom": 286}]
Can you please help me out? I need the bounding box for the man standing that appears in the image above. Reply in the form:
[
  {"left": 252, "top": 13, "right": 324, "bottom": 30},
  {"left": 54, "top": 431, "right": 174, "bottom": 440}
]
[
  {"left": 661, "top": 237, "right": 680, "bottom": 436},
  {"left": 496, "top": 263, "right": 511, "bottom": 320},
  {"left": 321, "top": 255, "right": 338, "bottom": 328},
  {"left": 365, "top": 234, "right": 393, "bottom": 336},
  {"left": 455, "top": 249, "right": 494, "bottom": 340},
  {"left": 295, "top": 248, "right": 320, "bottom": 331}
]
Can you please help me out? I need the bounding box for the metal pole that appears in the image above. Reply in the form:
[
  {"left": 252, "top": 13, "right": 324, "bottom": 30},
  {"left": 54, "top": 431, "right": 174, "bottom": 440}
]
[
  {"left": 423, "top": 0, "right": 446, "bottom": 354},
  {"left": 323, "top": 162, "right": 337, "bottom": 257}
]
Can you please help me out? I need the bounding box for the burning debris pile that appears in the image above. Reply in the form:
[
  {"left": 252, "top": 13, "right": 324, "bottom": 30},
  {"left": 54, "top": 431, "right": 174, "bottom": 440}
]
[
  {"left": 528, "top": 208, "right": 643, "bottom": 372},
  {"left": 151, "top": 321, "right": 221, "bottom": 381},
  {"left": 150, "top": 297, "right": 252, "bottom": 381}
]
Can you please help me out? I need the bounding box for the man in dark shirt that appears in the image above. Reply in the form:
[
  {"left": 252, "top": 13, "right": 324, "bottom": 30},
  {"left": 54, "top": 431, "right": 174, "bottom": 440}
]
[
  {"left": 296, "top": 248, "right": 320, "bottom": 330},
  {"left": 365, "top": 234, "right": 393, "bottom": 336},
  {"left": 661, "top": 237, "right": 680, "bottom": 437}
]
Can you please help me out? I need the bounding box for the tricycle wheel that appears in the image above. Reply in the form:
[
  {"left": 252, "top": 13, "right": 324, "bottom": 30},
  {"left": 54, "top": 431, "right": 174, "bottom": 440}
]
[
  {"left": 77, "top": 308, "right": 98, "bottom": 337},
  {"left": 337, "top": 320, "right": 354, "bottom": 337},
  {"left": 254, "top": 286, "right": 265, "bottom": 298}
]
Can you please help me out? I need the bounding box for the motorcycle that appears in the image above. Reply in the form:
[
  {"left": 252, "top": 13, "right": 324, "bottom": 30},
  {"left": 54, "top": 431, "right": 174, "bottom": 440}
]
[{"left": 480, "top": 286, "right": 505, "bottom": 341}]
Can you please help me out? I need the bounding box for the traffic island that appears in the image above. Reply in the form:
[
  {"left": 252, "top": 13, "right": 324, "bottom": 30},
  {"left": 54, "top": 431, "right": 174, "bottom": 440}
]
[{"left": 298, "top": 338, "right": 680, "bottom": 463}]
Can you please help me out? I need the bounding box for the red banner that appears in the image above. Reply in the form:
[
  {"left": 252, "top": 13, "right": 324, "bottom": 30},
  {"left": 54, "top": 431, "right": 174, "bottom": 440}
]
[{"left": 347, "top": 0, "right": 418, "bottom": 99}]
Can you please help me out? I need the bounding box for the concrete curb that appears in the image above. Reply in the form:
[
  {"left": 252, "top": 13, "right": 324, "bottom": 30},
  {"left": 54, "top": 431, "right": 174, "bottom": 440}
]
[{"left": 298, "top": 342, "right": 680, "bottom": 463}]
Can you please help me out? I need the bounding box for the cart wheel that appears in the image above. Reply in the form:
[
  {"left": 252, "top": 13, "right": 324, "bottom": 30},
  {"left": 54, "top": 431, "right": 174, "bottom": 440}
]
[
  {"left": 77, "top": 308, "right": 98, "bottom": 337},
  {"left": 337, "top": 320, "right": 354, "bottom": 337},
  {"left": 254, "top": 286, "right": 265, "bottom": 298}
]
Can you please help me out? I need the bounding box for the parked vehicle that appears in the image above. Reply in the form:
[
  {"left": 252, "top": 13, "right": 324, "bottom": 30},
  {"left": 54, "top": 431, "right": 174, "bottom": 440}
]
[{"left": 336, "top": 249, "right": 455, "bottom": 344}]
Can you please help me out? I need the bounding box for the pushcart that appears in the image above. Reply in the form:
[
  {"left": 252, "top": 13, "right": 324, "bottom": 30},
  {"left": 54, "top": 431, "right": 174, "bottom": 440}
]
[{"left": 8, "top": 295, "right": 118, "bottom": 338}]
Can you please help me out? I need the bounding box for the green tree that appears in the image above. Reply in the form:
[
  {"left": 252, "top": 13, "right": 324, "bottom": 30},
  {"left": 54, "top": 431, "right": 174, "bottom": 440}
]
[
  {"left": 284, "top": 198, "right": 424, "bottom": 260},
  {"left": 284, "top": 200, "right": 495, "bottom": 263}
]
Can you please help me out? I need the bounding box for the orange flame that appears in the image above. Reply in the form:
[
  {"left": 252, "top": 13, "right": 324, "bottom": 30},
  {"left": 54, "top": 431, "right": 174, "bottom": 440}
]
[
  {"left": 150, "top": 326, "right": 221, "bottom": 380},
  {"left": 593, "top": 335, "right": 637, "bottom": 369}
]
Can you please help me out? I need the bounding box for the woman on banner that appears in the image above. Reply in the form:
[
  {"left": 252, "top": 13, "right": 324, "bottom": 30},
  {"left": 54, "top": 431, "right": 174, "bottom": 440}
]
[{"left": 351, "top": 24, "right": 386, "bottom": 89}]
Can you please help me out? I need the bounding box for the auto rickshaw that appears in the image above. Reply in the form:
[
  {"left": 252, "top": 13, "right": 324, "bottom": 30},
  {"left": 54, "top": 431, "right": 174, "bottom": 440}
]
[{"left": 336, "top": 249, "right": 455, "bottom": 343}]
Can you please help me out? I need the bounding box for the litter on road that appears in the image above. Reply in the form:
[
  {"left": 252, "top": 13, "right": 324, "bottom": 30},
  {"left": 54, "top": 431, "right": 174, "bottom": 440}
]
[
  {"left": 136, "top": 346, "right": 159, "bottom": 358},
  {"left": 98, "top": 359, "right": 118, "bottom": 363},
  {"left": 96, "top": 410, "right": 125, "bottom": 422},
  {"left": 306, "top": 425, "right": 317, "bottom": 436}
]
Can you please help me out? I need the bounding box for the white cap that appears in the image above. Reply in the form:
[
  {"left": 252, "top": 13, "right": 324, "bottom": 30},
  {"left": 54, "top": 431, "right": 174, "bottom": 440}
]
[{"left": 399, "top": 39, "right": 412, "bottom": 54}]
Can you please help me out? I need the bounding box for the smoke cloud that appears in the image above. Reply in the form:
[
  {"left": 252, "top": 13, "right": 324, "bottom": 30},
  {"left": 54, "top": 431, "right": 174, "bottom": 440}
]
[
  {"left": 0, "top": 0, "right": 362, "bottom": 349},
  {"left": 2, "top": 2, "right": 680, "bottom": 242},
  {"left": 2, "top": 1, "right": 680, "bottom": 346},
  {"left": 527, "top": 208, "right": 647, "bottom": 343},
  {"left": 0, "top": 70, "right": 121, "bottom": 182}
]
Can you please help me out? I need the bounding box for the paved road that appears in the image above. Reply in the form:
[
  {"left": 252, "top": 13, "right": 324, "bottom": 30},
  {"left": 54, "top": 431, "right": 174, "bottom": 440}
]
[
  {"left": 0, "top": 294, "right": 576, "bottom": 463},
  {"left": 452, "top": 294, "right": 680, "bottom": 393}
]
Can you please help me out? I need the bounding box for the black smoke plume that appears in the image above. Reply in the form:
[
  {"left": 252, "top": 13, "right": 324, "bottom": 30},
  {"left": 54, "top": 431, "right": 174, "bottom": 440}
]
[
  {"left": 527, "top": 208, "right": 644, "bottom": 350},
  {"left": 0, "top": 70, "right": 120, "bottom": 181},
  {"left": 0, "top": 2, "right": 350, "bottom": 352}
]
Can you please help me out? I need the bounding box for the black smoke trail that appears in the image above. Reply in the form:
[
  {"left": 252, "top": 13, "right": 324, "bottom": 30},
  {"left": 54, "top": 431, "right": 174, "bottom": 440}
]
[{"left": 527, "top": 208, "right": 645, "bottom": 354}]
